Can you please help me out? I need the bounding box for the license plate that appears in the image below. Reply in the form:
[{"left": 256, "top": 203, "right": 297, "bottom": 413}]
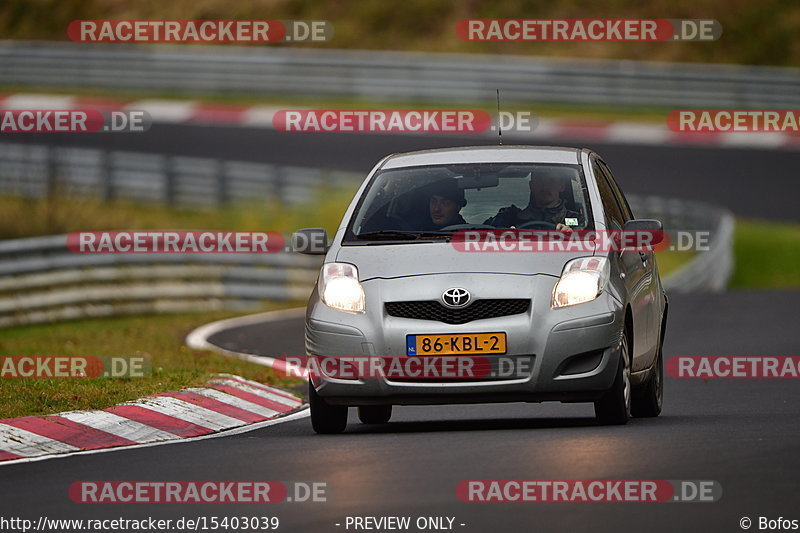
[{"left": 406, "top": 333, "right": 506, "bottom": 355}]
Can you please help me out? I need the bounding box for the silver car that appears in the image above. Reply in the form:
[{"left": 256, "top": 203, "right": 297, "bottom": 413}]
[{"left": 294, "top": 146, "right": 667, "bottom": 433}]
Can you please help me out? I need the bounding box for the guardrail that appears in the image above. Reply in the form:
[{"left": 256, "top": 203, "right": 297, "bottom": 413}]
[
  {"left": 0, "top": 141, "right": 357, "bottom": 207},
  {"left": 0, "top": 196, "right": 733, "bottom": 328},
  {"left": 627, "top": 194, "right": 734, "bottom": 292},
  {"left": 2, "top": 41, "right": 800, "bottom": 108},
  {"left": 0, "top": 234, "right": 323, "bottom": 328}
]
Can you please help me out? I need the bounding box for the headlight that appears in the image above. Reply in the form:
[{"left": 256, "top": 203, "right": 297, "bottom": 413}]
[
  {"left": 552, "top": 257, "right": 610, "bottom": 308},
  {"left": 319, "top": 263, "right": 365, "bottom": 314}
]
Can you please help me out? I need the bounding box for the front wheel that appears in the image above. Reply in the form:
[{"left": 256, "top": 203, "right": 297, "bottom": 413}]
[
  {"left": 309, "top": 382, "right": 348, "bottom": 434},
  {"left": 594, "top": 330, "right": 631, "bottom": 425},
  {"left": 632, "top": 345, "right": 663, "bottom": 418}
]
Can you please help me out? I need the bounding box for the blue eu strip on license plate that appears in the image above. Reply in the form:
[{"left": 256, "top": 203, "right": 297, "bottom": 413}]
[{"left": 407, "top": 336, "right": 417, "bottom": 355}]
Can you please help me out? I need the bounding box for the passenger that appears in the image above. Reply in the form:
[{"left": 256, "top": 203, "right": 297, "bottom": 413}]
[{"left": 427, "top": 179, "right": 467, "bottom": 229}]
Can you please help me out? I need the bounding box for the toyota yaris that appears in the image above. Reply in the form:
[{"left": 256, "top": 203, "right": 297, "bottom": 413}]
[{"left": 294, "top": 146, "right": 667, "bottom": 433}]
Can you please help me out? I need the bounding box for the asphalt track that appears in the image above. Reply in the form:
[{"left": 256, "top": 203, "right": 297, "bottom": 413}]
[
  {"left": 1, "top": 290, "right": 798, "bottom": 533},
  {"left": 6, "top": 123, "right": 800, "bottom": 221},
  {"left": 2, "top": 126, "right": 798, "bottom": 532}
]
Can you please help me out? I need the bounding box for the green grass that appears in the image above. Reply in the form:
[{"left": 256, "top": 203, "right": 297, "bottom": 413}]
[
  {"left": 731, "top": 219, "right": 800, "bottom": 288},
  {"left": 0, "top": 308, "right": 305, "bottom": 419},
  {"left": 655, "top": 250, "right": 695, "bottom": 274}
]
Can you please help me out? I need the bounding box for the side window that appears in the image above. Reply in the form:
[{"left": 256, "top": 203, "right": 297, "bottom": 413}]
[
  {"left": 592, "top": 161, "right": 625, "bottom": 229},
  {"left": 598, "top": 161, "right": 634, "bottom": 221}
]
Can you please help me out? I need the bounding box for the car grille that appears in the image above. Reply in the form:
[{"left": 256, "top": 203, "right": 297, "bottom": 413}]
[{"left": 385, "top": 299, "right": 530, "bottom": 324}]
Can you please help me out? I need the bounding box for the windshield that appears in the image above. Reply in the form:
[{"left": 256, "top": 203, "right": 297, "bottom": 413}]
[{"left": 345, "top": 163, "right": 593, "bottom": 242}]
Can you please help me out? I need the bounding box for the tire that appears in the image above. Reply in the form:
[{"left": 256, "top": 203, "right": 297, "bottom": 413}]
[
  {"left": 309, "top": 381, "right": 348, "bottom": 434},
  {"left": 357, "top": 405, "right": 392, "bottom": 424},
  {"left": 632, "top": 343, "right": 664, "bottom": 418},
  {"left": 594, "top": 329, "right": 631, "bottom": 425}
]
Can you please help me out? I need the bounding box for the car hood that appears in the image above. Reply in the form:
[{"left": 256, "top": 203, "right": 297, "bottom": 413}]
[{"left": 335, "top": 242, "right": 594, "bottom": 279}]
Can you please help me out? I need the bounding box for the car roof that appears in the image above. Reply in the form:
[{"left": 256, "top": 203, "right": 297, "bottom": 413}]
[{"left": 380, "top": 145, "right": 583, "bottom": 169}]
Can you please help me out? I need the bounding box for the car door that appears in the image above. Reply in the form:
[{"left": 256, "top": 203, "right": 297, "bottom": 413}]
[
  {"left": 600, "top": 160, "right": 661, "bottom": 366},
  {"left": 592, "top": 158, "right": 652, "bottom": 372}
]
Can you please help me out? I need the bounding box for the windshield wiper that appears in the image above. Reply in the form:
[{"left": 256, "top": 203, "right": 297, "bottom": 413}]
[{"left": 354, "top": 230, "right": 452, "bottom": 241}]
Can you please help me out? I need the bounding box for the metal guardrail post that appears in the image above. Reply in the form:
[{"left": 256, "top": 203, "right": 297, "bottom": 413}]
[
  {"left": 164, "top": 155, "right": 176, "bottom": 205},
  {"left": 101, "top": 150, "right": 114, "bottom": 202},
  {"left": 216, "top": 159, "right": 229, "bottom": 206},
  {"left": 274, "top": 165, "right": 286, "bottom": 204},
  {"left": 44, "top": 145, "right": 58, "bottom": 231}
]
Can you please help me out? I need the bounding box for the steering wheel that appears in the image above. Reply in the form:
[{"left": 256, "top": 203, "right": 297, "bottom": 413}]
[{"left": 516, "top": 220, "right": 558, "bottom": 230}]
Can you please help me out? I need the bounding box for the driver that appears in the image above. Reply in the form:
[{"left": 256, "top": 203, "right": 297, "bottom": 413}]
[
  {"left": 484, "top": 169, "right": 583, "bottom": 231},
  {"left": 427, "top": 178, "right": 467, "bottom": 229}
]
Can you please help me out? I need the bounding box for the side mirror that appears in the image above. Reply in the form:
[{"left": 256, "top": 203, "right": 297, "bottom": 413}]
[
  {"left": 291, "top": 228, "right": 329, "bottom": 255},
  {"left": 623, "top": 219, "right": 663, "bottom": 232},
  {"left": 622, "top": 219, "right": 665, "bottom": 248}
]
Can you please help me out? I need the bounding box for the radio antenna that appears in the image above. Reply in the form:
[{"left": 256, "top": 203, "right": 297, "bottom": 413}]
[{"left": 496, "top": 89, "right": 503, "bottom": 145}]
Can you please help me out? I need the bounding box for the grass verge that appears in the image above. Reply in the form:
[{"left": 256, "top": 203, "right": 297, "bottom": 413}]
[
  {"left": 731, "top": 219, "right": 800, "bottom": 288},
  {"left": 655, "top": 250, "right": 695, "bottom": 275},
  {"left": 0, "top": 307, "right": 305, "bottom": 420}
]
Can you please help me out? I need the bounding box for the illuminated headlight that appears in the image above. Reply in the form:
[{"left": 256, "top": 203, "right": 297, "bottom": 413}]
[
  {"left": 319, "top": 263, "right": 365, "bottom": 314},
  {"left": 552, "top": 257, "right": 610, "bottom": 308}
]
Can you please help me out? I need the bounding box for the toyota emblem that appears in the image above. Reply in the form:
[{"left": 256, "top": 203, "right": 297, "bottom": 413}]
[{"left": 442, "top": 288, "right": 471, "bottom": 308}]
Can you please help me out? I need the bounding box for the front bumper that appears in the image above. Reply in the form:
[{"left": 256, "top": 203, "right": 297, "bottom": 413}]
[{"left": 305, "top": 272, "right": 625, "bottom": 406}]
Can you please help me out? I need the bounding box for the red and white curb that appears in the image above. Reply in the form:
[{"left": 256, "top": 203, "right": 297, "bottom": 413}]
[
  {"left": 0, "top": 373, "right": 305, "bottom": 466},
  {"left": 2, "top": 93, "right": 799, "bottom": 150}
]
